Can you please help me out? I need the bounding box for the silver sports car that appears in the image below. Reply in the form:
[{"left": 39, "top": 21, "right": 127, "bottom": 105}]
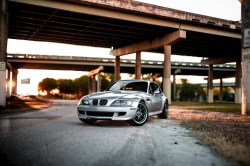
[{"left": 77, "top": 80, "right": 168, "bottom": 126}]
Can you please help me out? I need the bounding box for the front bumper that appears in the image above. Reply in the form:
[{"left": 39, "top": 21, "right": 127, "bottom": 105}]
[{"left": 77, "top": 105, "right": 138, "bottom": 120}]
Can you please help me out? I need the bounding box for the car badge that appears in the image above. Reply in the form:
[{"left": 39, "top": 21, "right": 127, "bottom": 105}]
[{"left": 99, "top": 97, "right": 102, "bottom": 99}]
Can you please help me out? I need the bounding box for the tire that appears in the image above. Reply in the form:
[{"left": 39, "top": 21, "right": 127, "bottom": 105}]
[
  {"left": 127, "top": 101, "right": 148, "bottom": 126},
  {"left": 158, "top": 100, "right": 169, "bottom": 119},
  {"left": 79, "top": 118, "right": 97, "bottom": 124}
]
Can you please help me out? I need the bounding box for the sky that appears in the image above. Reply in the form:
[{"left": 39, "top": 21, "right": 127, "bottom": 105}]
[{"left": 7, "top": 0, "right": 241, "bottom": 95}]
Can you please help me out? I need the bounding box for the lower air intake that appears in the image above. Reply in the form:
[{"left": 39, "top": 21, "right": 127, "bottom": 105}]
[{"left": 87, "top": 111, "right": 114, "bottom": 117}]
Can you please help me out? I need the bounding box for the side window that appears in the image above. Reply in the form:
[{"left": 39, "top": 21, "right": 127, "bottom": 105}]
[
  {"left": 150, "top": 83, "right": 156, "bottom": 93},
  {"left": 154, "top": 83, "right": 162, "bottom": 93}
]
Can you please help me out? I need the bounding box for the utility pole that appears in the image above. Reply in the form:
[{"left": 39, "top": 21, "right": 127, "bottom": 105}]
[{"left": 240, "top": 0, "right": 250, "bottom": 115}]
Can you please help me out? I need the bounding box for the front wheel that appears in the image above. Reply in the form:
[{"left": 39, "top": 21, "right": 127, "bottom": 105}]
[
  {"left": 79, "top": 118, "right": 97, "bottom": 124},
  {"left": 158, "top": 100, "right": 168, "bottom": 119},
  {"left": 127, "top": 102, "right": 148, "bottom": 126}
]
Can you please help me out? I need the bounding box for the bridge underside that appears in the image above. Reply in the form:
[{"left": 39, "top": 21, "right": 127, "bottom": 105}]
[
  {"left": 9, "top": 61, "right": 236, "bottom": 78},
  {"left": 9, "top": 1, "right": 241, "bottom": 58}
]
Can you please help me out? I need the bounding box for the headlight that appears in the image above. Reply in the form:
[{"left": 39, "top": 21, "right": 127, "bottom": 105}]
[
  {"left": 82, "top": 100, "right": 89, "bottom": 105},
  {"left": 111, "top": 100, "right": 133, "bottom": 106}
]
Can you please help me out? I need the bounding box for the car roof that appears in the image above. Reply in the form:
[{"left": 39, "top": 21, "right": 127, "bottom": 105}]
[{"left": 117, "top": 79, "right": 153, "bottom": 83}]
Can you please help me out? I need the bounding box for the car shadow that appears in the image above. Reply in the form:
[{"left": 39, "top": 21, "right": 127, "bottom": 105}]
[{"left": 72, "top": 116, "right": 162, "bottom": 128}]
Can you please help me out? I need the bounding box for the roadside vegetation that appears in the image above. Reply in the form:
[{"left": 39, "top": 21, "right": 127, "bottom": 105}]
[
  {"left": 0, "top": 97, "right": 50, "bottom": 113},
  {"left": 38, "top": 73, "right": 114, "bottom": 99},
  {"left": 170, "top": 102, "right": 250, "bottom": 166}
]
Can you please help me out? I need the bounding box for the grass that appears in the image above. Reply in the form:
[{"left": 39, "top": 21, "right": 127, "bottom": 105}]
[
  {"left": 0, "top": 98, "right": 51, "bottom": 113},
  {"left": 169, "top": 101, "right": 250, "bottom": 166},
  {"left": 171, "top": 101, "right": 241, "bottom": 113}
]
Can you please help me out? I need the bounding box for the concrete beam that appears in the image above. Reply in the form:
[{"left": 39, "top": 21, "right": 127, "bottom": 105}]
[
  {"left": 201, "top": 58, "right": 241, "bottom": 65},
  {"left": 11, "top": 0, "right": 241, "bottom": 38},
  {"left": 203, "top": 75, "right": 236, "bottom": 80},
  {"left": 110, "top": 30, "right": 186, "bottom": 56},
  {"left": 7, "top": 63, "right": 18, "bottom": 74}
]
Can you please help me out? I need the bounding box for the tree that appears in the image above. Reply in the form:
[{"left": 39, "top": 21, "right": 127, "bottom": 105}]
[
  {"left": 57, "top": 79, "right": 75, "bottom": 94},
  {"left": 101, "top": 73, "right": 114, "bottom": 91},
  {"left": 74, "top": 75, "right": 89, "bottom": 99},
  {"left": 38, "top": 78, "right": 58, "bottom": 98}
]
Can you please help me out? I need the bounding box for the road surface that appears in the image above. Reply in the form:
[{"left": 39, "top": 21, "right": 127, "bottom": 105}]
[{"left": 0, "top": 100, "right": 236, "bottom": 166}]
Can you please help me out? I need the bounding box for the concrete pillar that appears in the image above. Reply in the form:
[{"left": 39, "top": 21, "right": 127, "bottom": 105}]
[
  {"left": 135, "top": 51, "right": 141, "bottom": 79},
  {"left": 163, "top": 45, "right": 171, "bottom": 104},
  {"left": 220, "top": 78, "right": 223, "bottom": 102},
  {"left": 92, "top": 75, "right": 96, "bottom": 93},
  {"left": 149, "top": 73, "right": 153, "bottom": 81},
  {"left": 173, "top": 74, "right": 176, "bottom": 101},
  {"left": 208, "top": 64, "right": 213, "bottom": 103},
  {"left": 241, "top": 0, "right": 250, "bottom": 115},
  {"left": 12, "top": 71, "right": 17, "bottom": 95},
  {"left": 88, "top": 76, "right": 91, "bottom": 94},
  {"left": 0, "top": 0, "right": 8, "bottom": 107},
  {"left": 97, "top": 73, "right": 101, "bottom": 92},
  {"left": 6, "top": 69, "right": 10, "bottom": 97},
  {"left": 207, "top": 80, "right": 209, "bottom": 101},
  {"left": 235, "top": 61, "right": 241, "bottom": 104},
  {"left": 115, "top": 56, "right": 120, "bottom": 81}
]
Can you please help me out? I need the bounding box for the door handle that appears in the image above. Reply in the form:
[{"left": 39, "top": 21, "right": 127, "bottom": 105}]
[{"left": 146, "top": 98, "right": 151, "bottom": 101}]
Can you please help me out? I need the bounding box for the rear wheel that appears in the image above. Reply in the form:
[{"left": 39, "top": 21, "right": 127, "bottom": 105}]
[
  {"left": 158, "top": 100, "right": 168, "bottom": 119},
  {"left": 79, "top": 118, "right": 97, "bottom": 124},
  {"left": 127, "top": 102, "right": 148, "bottom": 126}
]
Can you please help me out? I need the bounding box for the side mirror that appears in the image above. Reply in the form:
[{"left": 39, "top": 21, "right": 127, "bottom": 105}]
[{"left": 154, "top": 89, "right": 160, "bottom": 94}]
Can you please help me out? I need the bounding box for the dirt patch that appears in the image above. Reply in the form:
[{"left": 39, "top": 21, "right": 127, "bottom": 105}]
[
  {"left": 169, "top": 106, "right": 250, "bottom": 166},
  {"left": 0, "top": 98, "right": 52, "bottom": 113}
]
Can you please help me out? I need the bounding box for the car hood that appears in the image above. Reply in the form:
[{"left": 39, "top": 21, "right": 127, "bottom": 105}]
[{"left": 88, "top": 90, "right": 144, "bottom": 101}]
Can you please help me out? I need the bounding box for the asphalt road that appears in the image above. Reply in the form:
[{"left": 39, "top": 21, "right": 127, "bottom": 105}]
[{"left": 0, "top": 100, "right": 237, "bottom": 166}]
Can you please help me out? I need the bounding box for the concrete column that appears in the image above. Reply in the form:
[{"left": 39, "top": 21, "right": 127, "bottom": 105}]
[
  {"left": 97, "top": 73, "right": 101, "bottom": 92},
  {"left": 242, "top": 49, "right": 250, "bottom": 114},
  {"left": 208, "top": 64, "right": 213, "bottom": 103},
  {"left": 220, "top": 78, "right": 223, "bottom": 102},
  {"left": 207, "top": 80, "right": 209, "bottom": 101},
  {"left": 135, "top": 51, "right": 141, "bottom": 79},
  {"left": 241, "top": 0, "right": 250, "bottom": 115},
  {"left": 149, "top": 73, "right": 153, "bottom": 81},
  {"left": 173, "top": 74, "right": 176, "bottom": 101},
  {"left": 163, "top": 45, "right": 171, "bottom": 104},
  {"left": 92, "top": 75, "right": 96, "bottom": 93},
  {"left": 235, "top": 61, "right": 241, "bottom": 104},
  {"left": 88, "top": 76, "right": 91, "bottom": 94},
  {"left": 115, "top": 56, "right": 120, "bottom": 81},
  {"left": 6, "top": 69, "right": 10, "bottom": 97},
  {"left": 12, "top": 71, "right": 17, "bottom": 95},
  {"left": 0, "top": 0, "right": 8, "bottom": 107}
]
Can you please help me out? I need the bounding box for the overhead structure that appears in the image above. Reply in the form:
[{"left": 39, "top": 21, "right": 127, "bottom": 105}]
[
  {"left": 0, "top": 0, "right": 243, "bottom": 107},
  {"left": 88, "top": 66, "right": 104, "bottom": 94}
]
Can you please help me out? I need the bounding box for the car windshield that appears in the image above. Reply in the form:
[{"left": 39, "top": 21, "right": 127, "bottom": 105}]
[{"left": 106, "top": 81, "right": 148, "bottom": 92}]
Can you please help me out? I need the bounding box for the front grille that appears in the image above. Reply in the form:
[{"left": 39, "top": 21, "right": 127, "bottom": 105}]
[
  {"left": 100, "top": 99, "right": 108, "bottom": 106},
  {"left": 92, "top": 99, "right": 98, "bottom": 105},
  {"left": 86, "top": 111, "right": 114, "bottom": 117},
  {"left": 78, "top": 110, "right": 85, "bottom": 115}
]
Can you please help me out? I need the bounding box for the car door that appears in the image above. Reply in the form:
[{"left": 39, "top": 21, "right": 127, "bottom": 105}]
[
  {"left": 149, "top": 83, "right": 158, "bottom": 112},
  {"left": 154, "top": 83, "right": 163, "bottom": 111}
]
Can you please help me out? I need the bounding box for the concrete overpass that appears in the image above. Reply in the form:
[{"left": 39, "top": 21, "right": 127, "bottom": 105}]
[{"left": 0, "top": 0, "right": 244, "bottom": 107}]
